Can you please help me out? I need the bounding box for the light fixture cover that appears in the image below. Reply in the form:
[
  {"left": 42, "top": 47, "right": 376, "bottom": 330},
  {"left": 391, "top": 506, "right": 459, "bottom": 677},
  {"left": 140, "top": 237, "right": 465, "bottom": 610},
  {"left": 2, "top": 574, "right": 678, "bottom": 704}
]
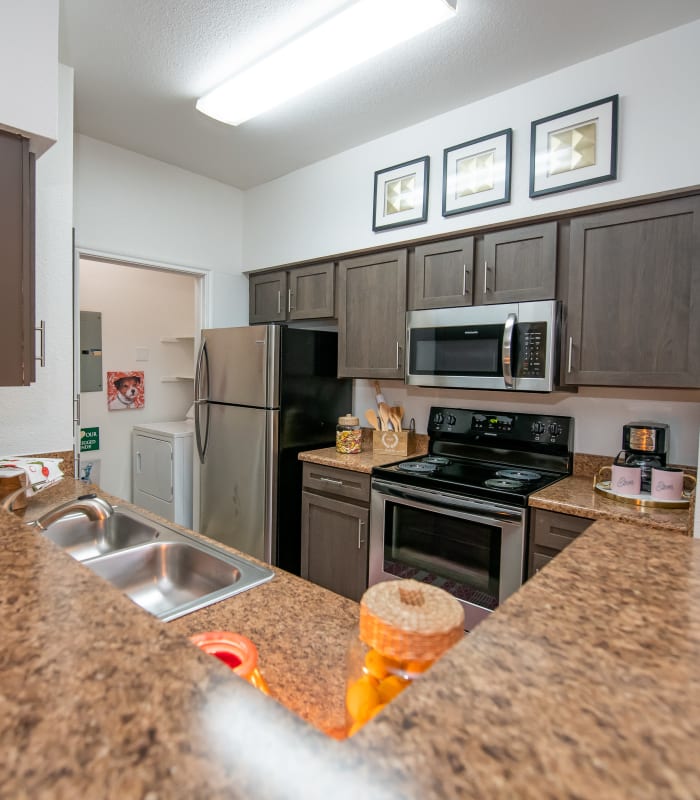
[{"left": 196, "top": 0, "right": 457, "bottom": 126}]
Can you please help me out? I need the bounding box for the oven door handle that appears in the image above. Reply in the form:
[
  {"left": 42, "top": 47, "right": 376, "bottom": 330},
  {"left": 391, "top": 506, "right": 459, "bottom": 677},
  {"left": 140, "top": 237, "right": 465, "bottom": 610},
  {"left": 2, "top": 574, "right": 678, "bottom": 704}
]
[
  {"left": 371, "top": 479, "right": 524, "bottom": 524},
  {"left": 502, "top": 312, "right": 517, "bottom": 389}
]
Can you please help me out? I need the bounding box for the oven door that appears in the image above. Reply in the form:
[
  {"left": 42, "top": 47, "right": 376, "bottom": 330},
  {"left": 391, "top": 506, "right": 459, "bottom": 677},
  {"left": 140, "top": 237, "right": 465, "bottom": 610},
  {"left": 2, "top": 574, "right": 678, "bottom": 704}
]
[{"left": 370, "top": 479, "right": 526, "bottom": 631}]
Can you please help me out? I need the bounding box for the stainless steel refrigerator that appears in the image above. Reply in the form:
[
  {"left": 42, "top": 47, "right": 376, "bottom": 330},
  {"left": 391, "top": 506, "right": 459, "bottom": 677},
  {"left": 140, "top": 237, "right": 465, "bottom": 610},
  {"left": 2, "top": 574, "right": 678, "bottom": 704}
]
[{"left": 194, "top": 324, "right": 351, "bottom": 572}]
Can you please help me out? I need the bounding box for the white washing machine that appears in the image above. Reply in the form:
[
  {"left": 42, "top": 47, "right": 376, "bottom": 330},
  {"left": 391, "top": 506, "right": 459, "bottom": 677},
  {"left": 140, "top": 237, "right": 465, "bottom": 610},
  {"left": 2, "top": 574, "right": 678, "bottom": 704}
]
[{"left": 132, "top": 420, "right": 194, "bottom": 527}]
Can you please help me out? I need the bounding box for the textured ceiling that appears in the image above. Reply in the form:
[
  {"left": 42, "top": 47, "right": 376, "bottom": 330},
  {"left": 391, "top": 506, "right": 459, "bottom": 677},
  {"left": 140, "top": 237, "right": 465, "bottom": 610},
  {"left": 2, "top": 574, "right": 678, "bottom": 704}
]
[{"left": 59, "top": 0, "right": 700, "bottom": 190}]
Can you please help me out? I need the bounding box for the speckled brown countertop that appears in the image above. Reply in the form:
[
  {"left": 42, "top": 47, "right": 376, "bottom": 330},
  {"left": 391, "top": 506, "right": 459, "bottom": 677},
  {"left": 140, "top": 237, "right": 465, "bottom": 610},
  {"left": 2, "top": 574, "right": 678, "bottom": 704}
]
[
  {"left": 298, "top": 434, "right": 428, "bottom": 473},
  {"left": 530, "top": 475, "right": 691, "bottom": 534},
  {"left": 2, "top": 477, "right": 700, "bottom": 798}
]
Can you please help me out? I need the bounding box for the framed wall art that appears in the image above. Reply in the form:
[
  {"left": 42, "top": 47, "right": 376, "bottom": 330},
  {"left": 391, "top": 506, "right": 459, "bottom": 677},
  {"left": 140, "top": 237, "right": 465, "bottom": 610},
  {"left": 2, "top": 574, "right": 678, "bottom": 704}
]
[
  {"left": 529, "top": 94, "right": 619, "bottom": 197},
  {"left": 372, "top": 156, "right": 429, "bottom": 232},
  {"left": 442, "top": 128, "right": 512, "bottom": 216},
  {"left": 107, "top": 371, "right": 145, "bottom": 411}
]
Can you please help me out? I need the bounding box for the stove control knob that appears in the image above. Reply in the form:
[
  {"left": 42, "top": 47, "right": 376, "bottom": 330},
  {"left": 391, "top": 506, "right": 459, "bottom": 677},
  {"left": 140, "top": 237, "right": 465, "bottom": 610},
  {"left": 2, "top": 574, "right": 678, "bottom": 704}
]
[
  {"left": 531, "top": 421, "right": 546, "bottom": 435},
  {"left": 434, "top": 412, "right": 444, "bottom": 425},
  {"left": 446, "top": 414, "right": 457, "bottom": 426},
  {"left": 548, "top": 423, "right": 562, "bottom": 436}
]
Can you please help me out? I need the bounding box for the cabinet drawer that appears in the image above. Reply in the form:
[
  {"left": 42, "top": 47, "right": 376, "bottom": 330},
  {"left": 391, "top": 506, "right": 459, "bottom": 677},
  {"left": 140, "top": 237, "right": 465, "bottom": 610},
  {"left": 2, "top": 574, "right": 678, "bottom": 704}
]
[
  {"left": 532, "top": 508, "right": 593, "bottom": 551},
  {"left": 532, "top": 551, "right": 553, "bottom": 573},
  {"left": 302, "top": 462, "right": 371, "bottom": 503}
]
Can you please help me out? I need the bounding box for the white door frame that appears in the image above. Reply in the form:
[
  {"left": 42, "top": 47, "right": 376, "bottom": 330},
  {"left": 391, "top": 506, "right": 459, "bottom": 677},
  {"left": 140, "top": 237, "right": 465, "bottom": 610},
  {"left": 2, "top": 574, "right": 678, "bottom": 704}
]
[{"left": 72, "top": 247, "right": 209, "bottom": 480}]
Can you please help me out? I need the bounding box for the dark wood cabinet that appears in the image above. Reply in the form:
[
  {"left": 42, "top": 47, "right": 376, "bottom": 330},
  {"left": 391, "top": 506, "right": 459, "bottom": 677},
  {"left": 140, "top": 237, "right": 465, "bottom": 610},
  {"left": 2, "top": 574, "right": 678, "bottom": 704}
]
[
  {"left": 249, "top": 262, "right": 334, "bottom": 323},
  {"left": 408, "top": 237, "right": 475, "bottom": 310},
  {"left": 288, "top": 262, "right": 335, "bottom": 320},
  {"left": 249, "top": 270, "right": 287, "bottom": 323},
  {"left": 528, "top": 508, "right": 594, "bottom": 578},
  {"left": 301, "top": 463, "right": 370, "bottom": 601},
  {"left": 337, "top": 249, "right": 407, "bottom": 379},
  {"left": 479, "top": 222, "right": 557, "bottom": 304},
  {"left": 565, "top": 197, "right": 700, "bottom": 387},
  {"left": 0, "top": 131, "right": 35, "bottom": 386}
]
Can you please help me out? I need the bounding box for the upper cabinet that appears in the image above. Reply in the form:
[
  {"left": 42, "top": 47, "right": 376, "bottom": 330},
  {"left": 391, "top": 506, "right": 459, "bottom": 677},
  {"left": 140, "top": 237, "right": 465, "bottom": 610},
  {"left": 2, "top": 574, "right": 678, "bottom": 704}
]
[
  {"left": 337, "top": 249, "right": 407, "bottom": 379},
  {"left": 478, "top": 222, "right": 557, "bottom": 305},
  {"left": 249, "top": 262, "right": 335, "bottom": 324},
  {"left": 0, "top": 131, "right": 35, "bottom": 386},
  {"left": 565, "top": 196, "right": 700, "bottom": 387},
  {"left": 408, "top": 237, "right": 475, "bottom": 310}
]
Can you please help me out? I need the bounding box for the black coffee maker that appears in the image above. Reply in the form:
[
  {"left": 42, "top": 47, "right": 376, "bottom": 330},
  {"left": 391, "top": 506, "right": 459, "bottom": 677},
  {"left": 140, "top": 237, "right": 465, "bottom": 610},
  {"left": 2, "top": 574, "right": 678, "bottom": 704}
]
[{"left": 617, "top": 421, "right": 670, "bottom": 493}]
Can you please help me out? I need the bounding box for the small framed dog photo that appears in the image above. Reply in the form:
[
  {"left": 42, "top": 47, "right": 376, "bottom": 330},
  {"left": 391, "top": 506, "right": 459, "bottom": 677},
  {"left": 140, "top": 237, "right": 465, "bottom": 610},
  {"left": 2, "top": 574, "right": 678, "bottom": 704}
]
[{"left": 107, "top": 371, "right": 145, "bottom": 411}]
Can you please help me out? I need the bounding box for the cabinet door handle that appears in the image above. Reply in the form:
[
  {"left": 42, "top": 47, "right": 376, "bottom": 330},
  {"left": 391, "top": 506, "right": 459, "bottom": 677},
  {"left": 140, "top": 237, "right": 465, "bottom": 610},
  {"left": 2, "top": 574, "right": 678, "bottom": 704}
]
[
  {"left": 462, "top": 264, "right": 469, "bottom": 296},
  {"left": 288, "top": 288, "right": 294, "bottom": 312},
  {"left": 35, "top": 320, "right": 46, "bottom": 367},
  {"left": 136, "top": 451, "right": 142, "bottom": 473},
  {"left": 319, "top": 476, "right": 343, "bottom": 486},
  {"left": 483, "top": 260, "right": 489, "bottom": 293},
  {"left": 396, "top": 341, "right": 401, "bottom": 370},
  {"left": 567, "top": 336, "right": 573, "bottom": 373},
  {"left": 358, "top": 519, "right": 365, "bottom": 549},
  {"left": 277, "top": 291, "right": 281, "bottom": 315}
]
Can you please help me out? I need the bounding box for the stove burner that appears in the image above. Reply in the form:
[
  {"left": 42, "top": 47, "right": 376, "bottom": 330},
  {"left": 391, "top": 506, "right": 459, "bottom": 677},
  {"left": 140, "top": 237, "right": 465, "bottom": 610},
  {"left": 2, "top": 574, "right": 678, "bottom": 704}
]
[
  {"left": 484, "top": 477, "right": 525, "bottom": 490},
  {"left": 397, "top": 462, "right": 437, "bottom": 474},
  {"left": 496, "top": 469, "right": 542, "bottom": 481},
  {"left": 424, "top": 456, "right": 451, "bottom": 465}
]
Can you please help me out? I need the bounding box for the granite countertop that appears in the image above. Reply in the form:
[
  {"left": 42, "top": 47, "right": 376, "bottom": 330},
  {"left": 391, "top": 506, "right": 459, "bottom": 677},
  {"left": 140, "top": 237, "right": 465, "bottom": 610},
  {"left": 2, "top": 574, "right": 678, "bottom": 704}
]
[
  {"left": 530, "top": 474, "right": 691, "bottom": 534},
  {"left": 2, "top": 477, "right": 700, "bottom": 797},
  {"left": 298, "top": 433, "right": 428, "bottom": 474}
]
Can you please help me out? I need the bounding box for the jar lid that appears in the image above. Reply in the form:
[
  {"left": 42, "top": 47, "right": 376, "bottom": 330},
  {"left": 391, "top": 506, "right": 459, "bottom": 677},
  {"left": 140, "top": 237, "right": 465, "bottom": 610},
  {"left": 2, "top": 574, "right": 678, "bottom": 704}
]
[
  {"left": 338, "top": 414, "right": 359, "bottom": 426},
  {"left": 359, "top": 580, "right": 464, "bottom": 661}
]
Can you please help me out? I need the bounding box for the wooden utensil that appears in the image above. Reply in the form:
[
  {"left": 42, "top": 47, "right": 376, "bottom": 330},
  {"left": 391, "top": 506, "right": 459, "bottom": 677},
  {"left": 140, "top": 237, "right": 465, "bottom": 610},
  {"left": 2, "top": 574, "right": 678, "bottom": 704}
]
[
  {"left": 373, "top": 381, "right": 386, "bottom": 407},
  {"left": 390, "top": 406, "right": 403, "bottom": 431},
  {"left": 378, "top": 402, "right": 392, "bottom": 432},
  {"left": 365, "top": 409, "right": 380, "bottom": 430}
]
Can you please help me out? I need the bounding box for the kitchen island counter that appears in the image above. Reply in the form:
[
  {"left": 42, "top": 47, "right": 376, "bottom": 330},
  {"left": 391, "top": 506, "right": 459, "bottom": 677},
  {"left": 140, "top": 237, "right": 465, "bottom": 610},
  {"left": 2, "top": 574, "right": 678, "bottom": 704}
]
[{"left": 2, "top": 478, "right": 699, "bottom": 798}]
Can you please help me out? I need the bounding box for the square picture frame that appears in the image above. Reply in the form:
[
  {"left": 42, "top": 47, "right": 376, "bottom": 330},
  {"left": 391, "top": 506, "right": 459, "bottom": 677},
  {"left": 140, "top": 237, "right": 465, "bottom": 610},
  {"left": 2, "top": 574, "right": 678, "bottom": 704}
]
[
  {"left": 529, "top": 94, "right": 619, "bottom": 198},
  {"left": 372, "top": 156, "right": 429, "bottom": 232},
  {"left": 442, "top": 129, "right": 512, "bottom": 216}
]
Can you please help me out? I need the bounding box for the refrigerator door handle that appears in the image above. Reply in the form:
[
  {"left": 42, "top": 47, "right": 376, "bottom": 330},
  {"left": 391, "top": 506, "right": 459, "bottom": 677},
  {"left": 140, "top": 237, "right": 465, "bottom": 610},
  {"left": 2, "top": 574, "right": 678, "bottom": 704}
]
[{"left": 194, "top": 336, "right": 210, "bottom": 463}]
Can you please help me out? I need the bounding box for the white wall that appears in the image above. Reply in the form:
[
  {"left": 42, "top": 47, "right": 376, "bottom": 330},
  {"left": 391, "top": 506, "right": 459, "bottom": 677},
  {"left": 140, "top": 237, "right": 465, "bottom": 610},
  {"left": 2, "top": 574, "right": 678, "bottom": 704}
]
[
  {"left": 0, "top": 0, "right": 58, "bottom": 154},
  {"left": 0, "top": 65, "right": 74, "bottom": 458},
  {"left": 74, "top": 135, "right": 248, "bottom": 328},
  {"left": 243, "top": 21, "right": 700, "bottom": 267},
  {"left": 79, "top": 259, "right": 196, "bottom": 500},
  {"left": 242, "top": 21, "right": 700, "bottom": 467}
]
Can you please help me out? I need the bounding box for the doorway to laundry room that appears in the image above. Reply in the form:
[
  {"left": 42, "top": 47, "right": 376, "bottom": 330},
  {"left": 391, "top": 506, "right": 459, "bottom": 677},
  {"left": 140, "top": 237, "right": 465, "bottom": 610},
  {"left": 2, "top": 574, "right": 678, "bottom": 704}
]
[{"left": 76, "top": 256, "right": 201, "bottom": 504}]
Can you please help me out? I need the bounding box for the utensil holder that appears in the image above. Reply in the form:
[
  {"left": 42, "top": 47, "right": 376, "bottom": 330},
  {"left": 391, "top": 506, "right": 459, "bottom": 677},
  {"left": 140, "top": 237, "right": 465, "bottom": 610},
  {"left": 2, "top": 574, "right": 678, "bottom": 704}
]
[{"left": 372, "top": 430, "right": 417, "bottom": 457}]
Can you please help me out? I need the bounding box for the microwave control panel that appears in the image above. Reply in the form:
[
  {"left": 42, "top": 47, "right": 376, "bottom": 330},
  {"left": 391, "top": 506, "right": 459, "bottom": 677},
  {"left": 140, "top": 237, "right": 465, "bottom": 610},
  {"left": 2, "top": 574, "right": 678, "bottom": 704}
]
[{"left": 515, "top": 322, "right": 547, "bottom": 378}]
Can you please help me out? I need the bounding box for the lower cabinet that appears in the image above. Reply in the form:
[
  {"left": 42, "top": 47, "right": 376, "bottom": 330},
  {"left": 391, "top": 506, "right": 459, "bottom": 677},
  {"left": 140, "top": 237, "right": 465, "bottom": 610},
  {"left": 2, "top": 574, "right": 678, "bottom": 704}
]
[
  {"left": 528, "top": 508, "right": 594, "bottom": 578},
  {"left": 301, "top": 462, "right": 370, "bottom": 601}
]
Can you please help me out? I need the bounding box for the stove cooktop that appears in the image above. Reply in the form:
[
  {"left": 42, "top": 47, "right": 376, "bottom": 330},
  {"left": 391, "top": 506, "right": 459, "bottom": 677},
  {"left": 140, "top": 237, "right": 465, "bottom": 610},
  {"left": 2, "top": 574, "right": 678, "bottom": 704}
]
[{"left": 372, "top": 406, "right": 574, "bottom": 507}]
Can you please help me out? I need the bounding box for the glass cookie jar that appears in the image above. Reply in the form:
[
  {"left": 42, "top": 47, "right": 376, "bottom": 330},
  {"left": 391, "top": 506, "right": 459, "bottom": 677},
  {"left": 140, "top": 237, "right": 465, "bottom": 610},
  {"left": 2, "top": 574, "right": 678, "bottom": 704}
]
[
  {"left": 336, "top": 414, "right": 362, "bottom": 454},
  {"left": 345, "top": 579, "right": 464, "bottom": 737}
]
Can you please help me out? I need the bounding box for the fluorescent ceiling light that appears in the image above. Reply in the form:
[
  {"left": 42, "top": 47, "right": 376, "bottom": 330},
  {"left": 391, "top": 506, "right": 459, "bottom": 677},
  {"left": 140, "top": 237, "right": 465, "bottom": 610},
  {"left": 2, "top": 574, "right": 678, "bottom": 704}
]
[{"left": 196, "top": 0, "right": 457, "bottom": 126}]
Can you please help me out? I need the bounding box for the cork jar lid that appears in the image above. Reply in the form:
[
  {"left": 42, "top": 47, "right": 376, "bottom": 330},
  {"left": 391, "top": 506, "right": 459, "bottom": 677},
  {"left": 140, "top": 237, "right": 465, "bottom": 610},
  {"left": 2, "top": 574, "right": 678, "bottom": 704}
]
[
  {"left": 359, "top": 580, "right": 464, "bottom": 662},
  {"left": 338, "top": 414, "right": 359, "bottom": 426}
]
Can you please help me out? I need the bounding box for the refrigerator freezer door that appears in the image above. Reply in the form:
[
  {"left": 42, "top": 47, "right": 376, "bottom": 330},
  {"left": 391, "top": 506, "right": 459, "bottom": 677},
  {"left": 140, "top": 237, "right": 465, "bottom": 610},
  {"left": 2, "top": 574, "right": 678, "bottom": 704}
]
[
  {"left": 199, "top": 403, "right": 278, "bottom": 563},
  {"left": 200, "top": 325, "right": 280, "bottom": 409}
]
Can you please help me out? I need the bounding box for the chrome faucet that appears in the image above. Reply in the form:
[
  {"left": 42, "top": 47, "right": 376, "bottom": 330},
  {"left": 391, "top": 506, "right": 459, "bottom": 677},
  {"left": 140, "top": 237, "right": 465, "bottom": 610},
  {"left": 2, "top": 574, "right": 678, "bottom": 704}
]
[
  {"left": 30, "top": 494, "right": 114, "bottom": 529},
  {"left": 1, "top": 489, "right": 113, "bottom": 527}
]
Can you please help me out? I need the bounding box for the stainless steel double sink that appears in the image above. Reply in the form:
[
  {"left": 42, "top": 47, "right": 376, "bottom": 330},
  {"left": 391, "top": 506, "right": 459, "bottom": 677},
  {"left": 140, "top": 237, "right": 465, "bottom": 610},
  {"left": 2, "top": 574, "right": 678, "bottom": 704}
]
[{"left": 43, "top": 505, "right": 274, "bottom": 621}]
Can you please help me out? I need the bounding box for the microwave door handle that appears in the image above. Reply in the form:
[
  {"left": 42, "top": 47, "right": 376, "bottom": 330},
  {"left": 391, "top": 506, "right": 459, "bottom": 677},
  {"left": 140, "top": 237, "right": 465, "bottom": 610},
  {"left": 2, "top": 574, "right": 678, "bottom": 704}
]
[{"left": 502, "top": 313, "right": 516, "bottom": 389}]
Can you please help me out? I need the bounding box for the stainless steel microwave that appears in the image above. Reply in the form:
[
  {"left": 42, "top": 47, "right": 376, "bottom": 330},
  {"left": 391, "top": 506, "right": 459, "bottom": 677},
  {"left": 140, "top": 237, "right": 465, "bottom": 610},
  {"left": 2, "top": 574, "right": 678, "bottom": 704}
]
[{"left": 405, "top": 300, "right": 561, "bottom": 392}]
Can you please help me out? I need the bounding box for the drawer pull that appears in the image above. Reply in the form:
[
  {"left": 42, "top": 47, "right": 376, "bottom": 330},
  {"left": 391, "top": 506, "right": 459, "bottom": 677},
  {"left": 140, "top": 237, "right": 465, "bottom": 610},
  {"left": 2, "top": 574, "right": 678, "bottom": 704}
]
[
  {"left": 358, "top": 519, "right": 365, "bottom": 549},
  {"left": 319, "top": 476, "right": 343, "bottom": 486}
]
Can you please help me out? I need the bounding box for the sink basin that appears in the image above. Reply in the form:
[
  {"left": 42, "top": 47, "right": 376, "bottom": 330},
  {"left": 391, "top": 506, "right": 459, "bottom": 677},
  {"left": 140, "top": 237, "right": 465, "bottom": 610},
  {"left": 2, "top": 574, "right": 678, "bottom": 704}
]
[
  {"left": 41, "top": 505, "right": 274, "bottom": 621},
  {"left": 42, "top": 510, "right": 158, "bottom": 561},
  {"left": 85, "top": 539, "right": 272, "bottom": 621}
]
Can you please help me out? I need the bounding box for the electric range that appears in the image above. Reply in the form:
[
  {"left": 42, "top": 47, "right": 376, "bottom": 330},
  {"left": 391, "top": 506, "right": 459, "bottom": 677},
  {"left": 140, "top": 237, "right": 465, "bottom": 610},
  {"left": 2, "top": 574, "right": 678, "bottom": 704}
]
[{"left": 369, "top": 407, "right": 574, "bottom": 630}]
